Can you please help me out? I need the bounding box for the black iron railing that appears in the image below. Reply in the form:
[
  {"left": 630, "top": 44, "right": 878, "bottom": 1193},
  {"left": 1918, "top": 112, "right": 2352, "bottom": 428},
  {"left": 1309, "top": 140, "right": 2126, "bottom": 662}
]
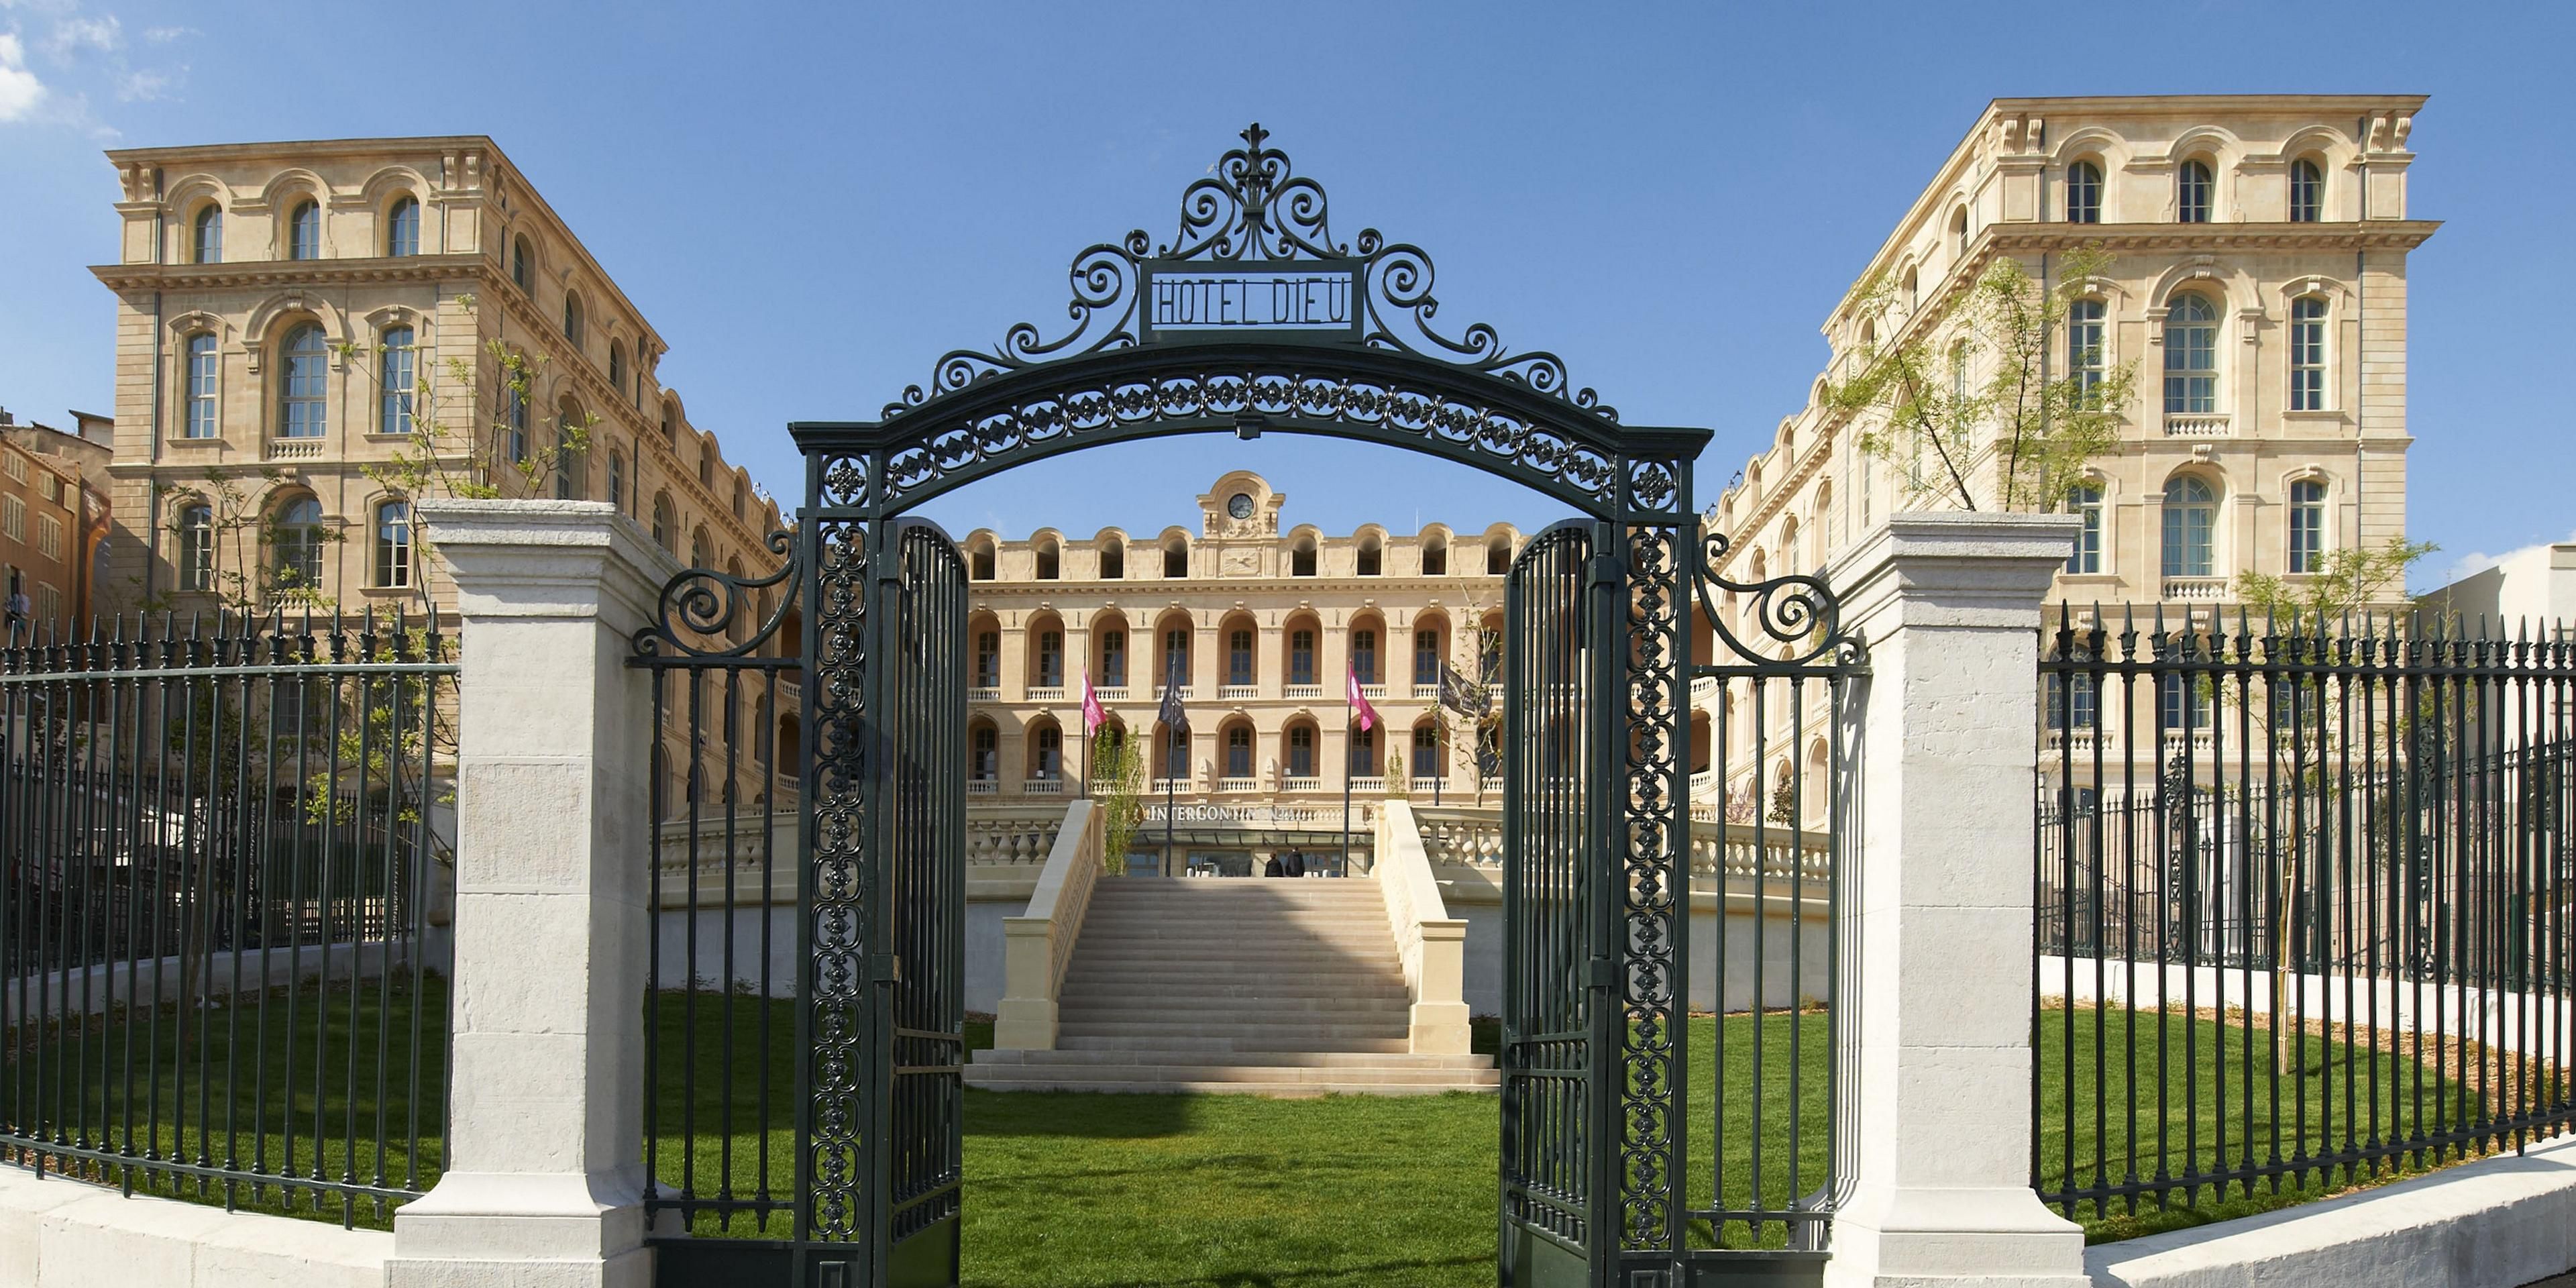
[
  {"left": 2035, "top": 605, "right": 2576, "bottom": 1223},
  {"left": 0, "top": 612, "right": 455, "bottom": 1225}
]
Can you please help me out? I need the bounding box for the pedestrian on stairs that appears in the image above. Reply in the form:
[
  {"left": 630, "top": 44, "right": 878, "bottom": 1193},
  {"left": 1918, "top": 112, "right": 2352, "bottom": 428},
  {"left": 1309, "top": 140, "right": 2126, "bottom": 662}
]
[
  {"left": 1283, "top": 849, "right": 1306, "bottom": 878},
  {"left": 1263, "top": 853, "right": 1285, "bottom": 877}
]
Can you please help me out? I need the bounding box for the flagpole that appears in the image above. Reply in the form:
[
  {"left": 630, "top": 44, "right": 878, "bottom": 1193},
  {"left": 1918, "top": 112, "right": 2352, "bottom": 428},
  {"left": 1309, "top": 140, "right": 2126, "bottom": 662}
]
[{"left": 1340, "top": 716, "right": 1352, "bottom": 879}]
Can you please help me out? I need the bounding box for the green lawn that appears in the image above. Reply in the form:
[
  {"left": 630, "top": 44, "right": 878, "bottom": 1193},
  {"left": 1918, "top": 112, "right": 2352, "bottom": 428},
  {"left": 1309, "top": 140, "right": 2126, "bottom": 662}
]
[{"left": 7, "top": 985, "right": 2516, "bottom": 1278}]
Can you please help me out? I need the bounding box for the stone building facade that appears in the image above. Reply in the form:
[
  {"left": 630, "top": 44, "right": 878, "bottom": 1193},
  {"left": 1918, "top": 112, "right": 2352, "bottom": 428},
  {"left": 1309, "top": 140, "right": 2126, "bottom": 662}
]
[
  {"left": 959, "top": 470, "right": 1527, "bottom": 871},
  {"left": 0, "top": 423, "right": 111, "bottom": 637},
  {"left": 86, "top": 136, "right": 782, "bottom": 621},
  {"left": 1705, "top": 95, "right": 2436, "bottom": 800}
]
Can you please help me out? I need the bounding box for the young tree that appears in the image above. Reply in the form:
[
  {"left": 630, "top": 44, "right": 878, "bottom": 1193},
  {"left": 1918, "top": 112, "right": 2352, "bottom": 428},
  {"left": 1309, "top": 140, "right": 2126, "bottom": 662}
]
[
  {"left": 1089, "top": 728, "right": 1146, "bottom": 877},
  {"left": 1830, "top": 246, "right": 2138, "bottom": 514}
]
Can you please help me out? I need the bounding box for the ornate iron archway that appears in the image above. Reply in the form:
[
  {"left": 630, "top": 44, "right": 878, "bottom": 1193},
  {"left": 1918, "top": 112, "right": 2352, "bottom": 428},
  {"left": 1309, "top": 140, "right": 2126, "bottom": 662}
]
[{"left": 634, "top": 123, "right": 1859, "bottom": 1288}]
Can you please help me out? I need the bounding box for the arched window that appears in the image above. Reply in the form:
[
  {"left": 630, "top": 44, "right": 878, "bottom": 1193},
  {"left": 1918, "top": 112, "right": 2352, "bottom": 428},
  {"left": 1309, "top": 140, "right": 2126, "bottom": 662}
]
[
  {"left": 177, "top": 503, "right": 214, "bottom": 591},
  {"left": 2289, "top": 297, "right": 2328, "bottom": 411},
  {"left": 2289, "top": 158, "right": 2324, "bottom": 223},
  {"left": 511, "top": 235, "right": 533, "bottom": 291},
  {"left": 2161, "top": 476, "right": 2217, "bottom": 578},
  {"left": 2161, "top": 294, "right": 2218, "bottom": 414},
  {"left": 563, "top": 292, "right": 584, "bottom": 347},
  {"left": 1031, "top": 725, "right": 1063, "bottom": 781},
  {"left": 375, "top": 499, "right": 411, "bottom": 588},
  {"left": 184, "top": 333, "right": 219, "bottom": 439},
  {"left": 555, "top": 407, "right": 586, "bottom": 500},
  {"left": 659, "top": 400, "right": 677, "bottom": 449},
  {"left": 973, "top": 630, "right": 1000, "bottom": 687},
  {"left": 2176, "top": 159, "right": 2214, "bottom": 223},
  {"left": 1291, "top": 535, "right": 1317, "bottom": 576},
  {"left": 378, "top": 325, "right": 416, "bottom": 435},
  {"left": 2065, "top": 483, "right": 2104, "bottom": 574},
  {"left": 1099, "top": 539, "right": 1124, "bottom": 580},
  {"left": 1097, "top": 627, "right": 1126, "bottom": 687},
  {"left": 1159, "top": 623, "right": 1189, "bottom": 687},
  {"left": 1034, "top": 628, "right": 1064, "bottom": 688},
  {"left": 1163, "top": 537, "right": 1187, "bottom": 578},
  {"left": 2066, "top": 160, "right": 2103, "bottom": 223},
  {"left": 731, "top": 478, "right": 746, "bottom": 523},
  {"left": 1486, "top": 536, "right": 1510, "bottom": 575},
  {"left": 1413, "top": 627, "right": 1442, "bottom": 686},
  {"left": 970, "top": 724, "right": 998, "bottom": 781},
  {"left": 2068, "top": 298, "right": 2107, "bottom": 401},
  {"left": 608, "top": 449, "right": 627, "bottom": 511},
  {"left": 278, "top": 324, "right": 328, "bottom": 439},
  {"left": 1035, "top": 539, "right": 1059, "bottom": 580},
  {"left": 969, "top": 542, "right": 994, "bottom": 580},
  {"left": 1287, "top": 724, "right": 1316, "bottom": 779},
  {"left": 1348, "top": 724, "right": 1377, "bottom": 775},
  {"left": 1227, "top": 627, "right": 1254, "bottom": 686},
  {"left": 1356, "top": 535, "right": 1381, "bottom": 576},
  {"left": 385, "top": 197, "right": 421, "bottom": 256},
  {"left": 691, "top": 529, "right": 710, "bottom": 572},
  {"left": 1950, "top": 205, "right": 1970, "bottom": 256},
  {"left": 1350, "top": 625, "right": 1379, "bottom": 685},
  {"left": 1421, "top": 535, "right": 1446, "bottom": 576},
  {"left": 1902, "top": 266, "right": 1919, "bottom": 313},
  {"left": 698, "top": 443, "right": 713, "bottom": 489},
  {"left": 191, "top": 203, "right": 223, "bottom": 264},
  {"left": 651, "top": 493, "right": 674, "bottom": 553},
  {"left": 272, "top": 497, "right": 327, "bottom": 592},
  {"left": 1411, "top": 724, "right": 1442, "bottom": 779},
  {"left": 1224, "top": 724, "right": 1252, "bottom": 779},
  {"left": 288, "top": 200, "right": 321, "bottom": 260},
  {"left": 608, "top": 341, "right": 626, "bottom": 394},
  {"left": 1289, "top": 625, "right": 1317, "bottom": 687},
  {"left": 2288, "top": 479, "right": 2327, "bottom": 574}
]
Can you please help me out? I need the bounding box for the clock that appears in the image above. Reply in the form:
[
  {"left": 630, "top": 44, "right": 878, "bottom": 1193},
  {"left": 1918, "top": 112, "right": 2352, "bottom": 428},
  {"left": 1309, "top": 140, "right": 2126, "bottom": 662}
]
[{"left": 1227, "top": 492, "right": 1254, "bottom": 521}]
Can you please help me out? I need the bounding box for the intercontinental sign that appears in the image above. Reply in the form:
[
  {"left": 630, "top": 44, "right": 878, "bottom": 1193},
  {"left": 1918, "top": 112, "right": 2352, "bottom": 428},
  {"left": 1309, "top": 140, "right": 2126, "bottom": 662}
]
[{"left": 1139, "top": 259, "right": 1364, "bottom": 343}]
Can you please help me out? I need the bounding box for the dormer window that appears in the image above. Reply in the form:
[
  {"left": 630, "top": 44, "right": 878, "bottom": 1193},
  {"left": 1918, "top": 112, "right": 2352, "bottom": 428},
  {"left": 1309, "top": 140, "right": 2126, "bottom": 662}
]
[
  {"left": 1356, "top": 536, "right": 1381, "bottom": 577},
  {"left": 2176, "top": 159, "right": 2214, "bottom": 223}
]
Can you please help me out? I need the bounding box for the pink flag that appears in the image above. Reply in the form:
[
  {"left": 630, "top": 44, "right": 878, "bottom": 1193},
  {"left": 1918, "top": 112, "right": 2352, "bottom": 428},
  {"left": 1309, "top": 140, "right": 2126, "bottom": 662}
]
[
  {"left": 1346, "top": 665, "right": 1380, "bottom": 732},
  {"left": 1080, "top": 668, "right": 1106, "bottom": 733}
]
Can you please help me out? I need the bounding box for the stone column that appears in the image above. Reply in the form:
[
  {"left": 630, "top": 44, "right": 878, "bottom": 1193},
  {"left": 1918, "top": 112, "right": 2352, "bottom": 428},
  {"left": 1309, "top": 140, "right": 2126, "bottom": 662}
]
[
  {"left": 388, "top": 500, "right": 676, "bottom": 1288},
  {"left": 1821, "top": 513, "right": 2087, "bottom": 1288}
]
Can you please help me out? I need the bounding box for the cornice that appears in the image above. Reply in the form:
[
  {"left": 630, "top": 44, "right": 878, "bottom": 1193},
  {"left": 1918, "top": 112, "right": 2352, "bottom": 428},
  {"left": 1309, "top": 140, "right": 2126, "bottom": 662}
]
[
  {"left": 90, "top": 253, "right": 484, "bottom": 292},
  {"left": 1985, "top": 220, "right": 2440, "bottom": 255},
  {"left": 967, "top": 575, "right": 1504, "bottom": 598}
]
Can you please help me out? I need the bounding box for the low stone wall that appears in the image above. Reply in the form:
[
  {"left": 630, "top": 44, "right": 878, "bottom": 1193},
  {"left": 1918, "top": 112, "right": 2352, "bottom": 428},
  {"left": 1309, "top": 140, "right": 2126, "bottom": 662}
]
[
  {"left": 0, "top": 1165, "right": 389, "bottom": 1288},
  {"left": 2089, "top": 1129, "right": 2576, "bottom": 1287}
]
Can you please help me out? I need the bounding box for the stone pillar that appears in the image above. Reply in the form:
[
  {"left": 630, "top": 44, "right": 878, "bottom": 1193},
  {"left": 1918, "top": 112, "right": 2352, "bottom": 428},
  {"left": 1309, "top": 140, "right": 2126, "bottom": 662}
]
[
  {"left": 388, "top": 500, "right": 676, "bottom": 1288},
  {"left": 1822, "top": 513, "right": 2087, "bottom": 1288}
]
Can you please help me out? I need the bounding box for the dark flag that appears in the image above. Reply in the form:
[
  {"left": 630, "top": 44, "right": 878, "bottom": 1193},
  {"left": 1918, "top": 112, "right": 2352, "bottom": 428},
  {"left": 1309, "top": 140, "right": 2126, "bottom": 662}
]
[
  {"left": 1438, "top": 661, "right": 1490, "bottom": 718},
  {"left": 1157, "top": 655, "right": 1189, "bottom": 737}
]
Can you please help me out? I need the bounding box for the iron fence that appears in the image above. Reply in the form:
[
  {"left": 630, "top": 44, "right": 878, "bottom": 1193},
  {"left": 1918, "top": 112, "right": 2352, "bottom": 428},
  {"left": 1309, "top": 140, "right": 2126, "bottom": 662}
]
[
  {"left": 2035, "top": 604, "right": 2576, "bottom": 1223},
  {"left": 0, "top": 611, "right": 455, "bottom": 1224}
]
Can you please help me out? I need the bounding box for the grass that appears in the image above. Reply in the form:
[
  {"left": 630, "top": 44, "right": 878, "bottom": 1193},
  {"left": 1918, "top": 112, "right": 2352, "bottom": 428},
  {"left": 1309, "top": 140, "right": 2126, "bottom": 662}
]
[
  {"left": 7, "top": 984, "right": 2524, "bottom": 1277},
  {"left": 0, "top": 973, "right": 447, "bottom": 1229}
]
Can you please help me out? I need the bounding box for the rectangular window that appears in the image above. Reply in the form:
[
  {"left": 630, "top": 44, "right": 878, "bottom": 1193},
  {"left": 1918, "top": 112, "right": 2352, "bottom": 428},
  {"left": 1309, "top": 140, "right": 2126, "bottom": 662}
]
[
  {"left": 1348, "top": 727, "right": 1377, "bottom": 775},
  {"left": 1226, "top": 629, "right": 1252, "bottom": 686},
  {"left": 1411, "top": 726, "right": 1439, "bottom": 777},
  {"left": 1351, "top": 629, "right": 1377, "bottom": 685},
  {"left": 2158, "top": 674, "right": 2212, "bottom": 732},
  {"left": 1162, "top": 628, "right": 1188, "bottom": 686},
  {"left": 2289, "top": 299, "right": 2328, "bottom": 412},
  {"left": 186, "top": 337, "right": 220, "bottom": 439},
  {"left": 2065, "top": 485, "right": 2102, "bottom": 575},
  {"left": 1288, "top": 728, "right": 1314, "bottom": 778},
  {"left": 35, "top": 513, "right": 60, "bottom": 559},
  {"left": 1413, "top": 629, "right": 1440, "bottom": 686},
  {"left": 2, "top": 495, "right": 22, "bottom": 541},
  {"left": 2045, "top": 673, "right": 2098, "bottom": 730},
  {"left": 974, "top": 631, "right": 999, "bottom": 688},
  {"left": 3, "top": 455, "right": 23, "bottom": 482},
  {"left": 34, "top": 584, "right": 58, "bottom": 624},
  {"left": 1290, "top": 629, "right": 1316, "bottom": 685},
  {"left": 2068, "top": 301, "right": 2106, "bottom": 403},
  {"left": 1037, "top": 631, "right": 1063, "bottom": 687},
  {"left": 2288, "top": 482, "right": 2326, "bottom": 574}
]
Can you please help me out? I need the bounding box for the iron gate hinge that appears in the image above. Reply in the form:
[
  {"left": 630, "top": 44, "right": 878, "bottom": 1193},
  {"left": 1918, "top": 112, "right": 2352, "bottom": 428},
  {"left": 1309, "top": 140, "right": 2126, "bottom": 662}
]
[
  {"left": 869, "top": 953, "right": 901, "bottom": 984},
  {"left": 1586, "top": 554, "right": 1619, "bottom": 590},
  {"left": 1588, "top": 955, "right": 1618, "bottom": 991}
]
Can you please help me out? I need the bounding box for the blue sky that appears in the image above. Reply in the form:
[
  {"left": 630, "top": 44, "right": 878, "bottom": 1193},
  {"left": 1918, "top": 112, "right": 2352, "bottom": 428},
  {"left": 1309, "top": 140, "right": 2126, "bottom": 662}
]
[{"left": 1, "top": 1, "right": 2567, "bottom": 586}]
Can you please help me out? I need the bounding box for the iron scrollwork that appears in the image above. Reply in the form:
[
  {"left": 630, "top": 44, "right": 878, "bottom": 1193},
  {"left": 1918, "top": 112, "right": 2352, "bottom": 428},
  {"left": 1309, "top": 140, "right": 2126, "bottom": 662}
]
[
  {"left": 882, "top": 123, "right": 1618, "bottom": 424},
  {"left": 631, "top": 528, "right": 801, "bottom": 661},
  {"left": 1688, "top": 523, "right": 1866, "bottom": 671}
]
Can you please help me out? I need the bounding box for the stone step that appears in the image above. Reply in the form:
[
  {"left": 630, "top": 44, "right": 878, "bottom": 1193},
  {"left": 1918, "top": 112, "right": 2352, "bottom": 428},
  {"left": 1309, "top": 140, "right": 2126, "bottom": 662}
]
[
  {"left": 960, "top": 1075, "right": 1493, "bottom": 1097},
  {"left": 963, "top": 1063, "right": 1498, "bottom": 1089},
  {"left": 1062, "top": 963, "right": 1403, "bottom": 982},
  {"left": 1057, "top": 996, "right": 1410, "bottom": 1017},
  {"left": 971, "top": 1048, "right": 1492, "bottom": 1069},
  {"left": 1056, "top": 1033, "right": 1415, "bottom": 1055},
  {"left": 1055, "top": 1019, "right": 1410, "bottom": 1041}
]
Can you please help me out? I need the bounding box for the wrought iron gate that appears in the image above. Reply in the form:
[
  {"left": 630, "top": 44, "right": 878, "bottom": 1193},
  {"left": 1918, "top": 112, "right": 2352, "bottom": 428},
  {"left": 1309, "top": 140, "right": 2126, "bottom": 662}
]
[
  {"left": 637, "top": 517, "right": 968, "bottom": 1288},
  {"left": 1501, "top": 520, "right": 1619, "bottom": 1285}
]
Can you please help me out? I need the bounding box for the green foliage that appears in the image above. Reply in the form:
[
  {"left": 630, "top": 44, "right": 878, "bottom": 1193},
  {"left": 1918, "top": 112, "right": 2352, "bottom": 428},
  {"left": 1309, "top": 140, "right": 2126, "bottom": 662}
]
[
  {"left": 2234, "top": 535, "right": 2439, "bottom": 625},
  {"left": 146, "top": 466, "right": 343, "bottom": 614},
  {"left": 1832, "top": 246, "right": 2137, "bottom": 513},
  {"left": 1089, "top": 729, "right": 1146, "bottom": 877}
]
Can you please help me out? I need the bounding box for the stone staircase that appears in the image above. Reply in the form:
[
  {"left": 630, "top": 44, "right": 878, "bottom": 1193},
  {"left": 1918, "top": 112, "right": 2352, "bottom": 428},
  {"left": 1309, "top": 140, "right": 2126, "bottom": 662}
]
[{"left": 965, "top": 877, "right": 1498, "bottom": 1095}]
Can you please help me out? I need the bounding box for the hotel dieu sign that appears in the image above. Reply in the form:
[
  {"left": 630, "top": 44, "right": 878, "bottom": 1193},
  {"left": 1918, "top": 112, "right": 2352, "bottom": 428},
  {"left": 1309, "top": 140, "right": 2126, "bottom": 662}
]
[{"left": 1139, "top": 259, "right": 1365, "bottom": 344}]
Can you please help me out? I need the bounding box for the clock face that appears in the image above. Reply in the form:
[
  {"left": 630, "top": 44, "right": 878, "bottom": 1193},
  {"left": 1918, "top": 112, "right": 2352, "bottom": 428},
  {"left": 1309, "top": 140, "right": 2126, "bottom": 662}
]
[{"left": 1228, "top": 492, "right": 1254, "bottom": 520}]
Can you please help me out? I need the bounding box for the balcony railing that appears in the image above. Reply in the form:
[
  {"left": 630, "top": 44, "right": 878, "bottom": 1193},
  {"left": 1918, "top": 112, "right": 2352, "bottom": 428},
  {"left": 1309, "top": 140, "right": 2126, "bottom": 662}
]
[
  {"left": 267, "top": 437, "right": 325, "bottom": 462},
  {"left": 1283, "top": 775, "right": 1323, "bottom": 792},
  {"left": 1412, "top": 684, "right": 1441, "bottom": 700},
  {"left": 2162, "top": 413, "right": 2232, "bottom": 438},
  {"left": 1349, "top": 776, "right": 1385, "bottom": 793},
  {"left": 1026, "top": 686, "right": 1066, "bottom": 702},
  {"left": 2159, "top": 576, "right": 2229, "bottom": 602},
  {"left": 1155, "top": 686, "right": 1193, "bottom": 700},
  {"left": 1359, "top": 684, "right": 1387, "bottom": 700},
  {"left": 1283, "top": 684, "right": 1323, "bottom": 700},
  {"left": 1218, "top": 776, "right": 1259, "bottom": 792},
  {"left": 1219, "top": 684, "right": 1257, "bottom": 700},
  {"left": 1409, "top": 776, "right": 1443, "bottom": 794},
  {"left": 1023, "top": 777, "right": 1065, "bottom": 796},
  {"left": 968, "top": 686, "right": 1000, "bottom": 703},
  {"left": 1095, "top": 686, "right": 1128, "bottom": 702},
  {"left": 967, "top": 778, "right": 999, "bottom": 795},
  {"left": 1479, "top": 777, "right": 1503, "bottom": 795}
]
